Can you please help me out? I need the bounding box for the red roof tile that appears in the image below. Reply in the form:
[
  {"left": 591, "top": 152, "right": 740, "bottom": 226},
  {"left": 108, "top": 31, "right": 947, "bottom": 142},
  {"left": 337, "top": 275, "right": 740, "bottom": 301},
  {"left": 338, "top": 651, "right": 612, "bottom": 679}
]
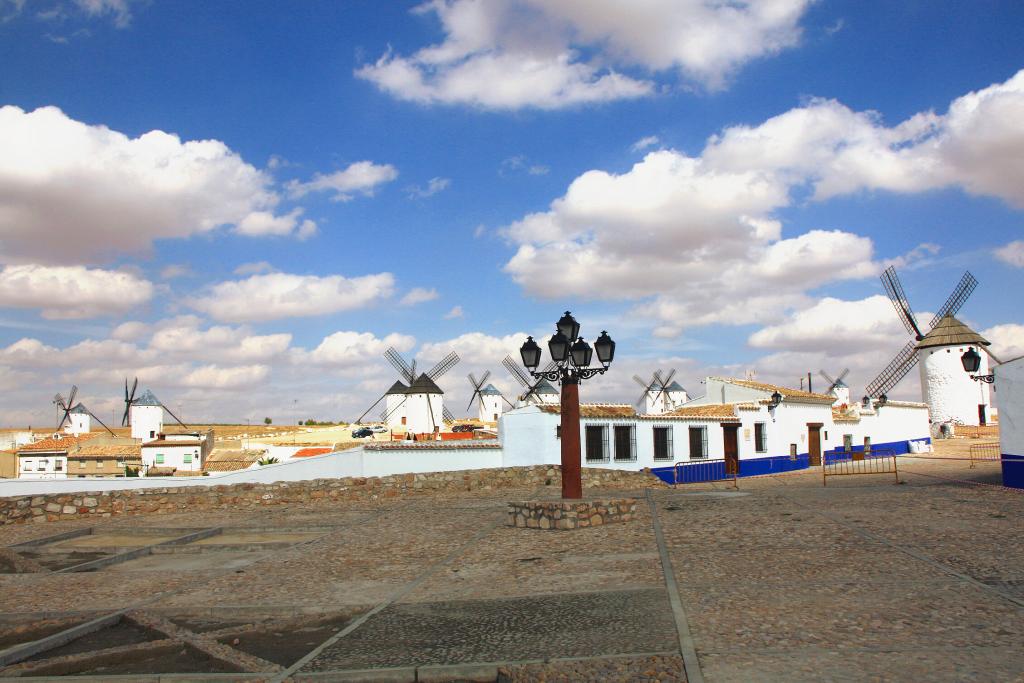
[{"left": 292, "top": 447, "right": 333, "bottom": 458}]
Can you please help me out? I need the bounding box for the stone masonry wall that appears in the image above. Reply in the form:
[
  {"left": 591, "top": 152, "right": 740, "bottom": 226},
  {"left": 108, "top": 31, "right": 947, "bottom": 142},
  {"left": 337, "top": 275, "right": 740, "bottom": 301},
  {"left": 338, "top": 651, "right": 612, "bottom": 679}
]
[
  {"left": 508, "top": 498, "right": 637, "bottom": 530},
  {"left": 0, "top": 466, "right": 667, "bottom": 525}
]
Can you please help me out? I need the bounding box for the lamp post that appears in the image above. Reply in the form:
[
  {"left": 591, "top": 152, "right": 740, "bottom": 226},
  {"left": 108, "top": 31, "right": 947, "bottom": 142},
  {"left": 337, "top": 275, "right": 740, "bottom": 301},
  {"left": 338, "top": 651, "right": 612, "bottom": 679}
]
[
  {"left": 520, "top": 311, "right": 615, "bottom": 499},
  {"left": 961, "top": 346, "right": 995, "bottom": 383}
]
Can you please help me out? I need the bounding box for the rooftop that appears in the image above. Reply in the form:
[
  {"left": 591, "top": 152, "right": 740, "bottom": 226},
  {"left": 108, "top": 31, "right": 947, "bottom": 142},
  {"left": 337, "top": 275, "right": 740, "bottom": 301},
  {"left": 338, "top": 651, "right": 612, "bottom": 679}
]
[
  {"left": 131, "top": 389, "right": 163, "bottom": 407},
  {"left": 406, "top": 373, "right": 443, "bottom": 395},
  {"left": 915, "top": 314, "right": 991, "bottom": 350},
  {"left": 18, "top": 433, "right": 96, "bottom": 453},
  {"left": 710, "top": 376, "right": 836, "bottom": 404},
  {"left": 292, "top": 447, "right": 334, "bottom": 458},
  {"left": 479, "top": 383, "right": 502, "bottom": 396},
  {"left": 664, "top": 404, "right": 741, "bottom": 420}
]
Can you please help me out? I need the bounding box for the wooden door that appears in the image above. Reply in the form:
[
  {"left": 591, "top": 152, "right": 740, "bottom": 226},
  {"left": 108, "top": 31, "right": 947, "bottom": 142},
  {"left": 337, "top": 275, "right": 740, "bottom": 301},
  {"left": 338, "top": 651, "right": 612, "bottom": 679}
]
[
  {"left": 722, "top": 424, "right": 739, "bottom": 475},
  {"left": 807, "top": 423, "right": 822, "bottom": 466}
]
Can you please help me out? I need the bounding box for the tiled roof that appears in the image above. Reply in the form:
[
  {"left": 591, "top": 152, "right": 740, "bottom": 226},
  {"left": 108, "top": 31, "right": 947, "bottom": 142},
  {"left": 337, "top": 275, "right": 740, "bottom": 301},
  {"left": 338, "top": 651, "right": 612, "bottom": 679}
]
[
  {"left": 710, "top": 377, "right": 835, "bottom": 404},
  {"left": 386, "top": 380, "right": 408, "bottom": 395},
  {"left": 539, "top": 404, "right": 637, "bottom": 418},
  {"left": 204, "top": 449, "right": 264, "bottom": 471},
  {"left": 832, "top": 409, "right": 860, "bottom": 423},
  {"left": 141, "top": 439, "right": 202, "bottom": 448},
  {"left": 406, "top": 373, "right": 443, "bottom": 395},
  {"left": 479, "top": 384, "right": 502, "bottom": 395},
  {"left": 534, "top": 379, "right": 559, "bottom": 395},
  {"left": 665, "top": 381, "right": 686, "bottom": 392},
  {"left": 76, "top": 445, "right": 141, "bottom": 457},
  {"left": 363, "top": 441, "right": 502, "bottom": 450},
  {"left": 664, "top": 404, "right": 740, "bottom": 420},
  {"left": 18, "top": 434, "right": 95, "bottom": 453},
  {"left": 292, "top": 447, "right": 333, "bottom": 458},
  {"left": 915, "top": 315, "right": 990, "bottom": 350},
  {"left": 132, "top": 389, "right": 163, "bottom": 407}
]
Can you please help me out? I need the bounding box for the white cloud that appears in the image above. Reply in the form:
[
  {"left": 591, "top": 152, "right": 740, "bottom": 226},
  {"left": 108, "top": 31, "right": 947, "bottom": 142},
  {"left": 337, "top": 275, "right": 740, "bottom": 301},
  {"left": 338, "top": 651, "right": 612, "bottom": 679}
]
[
  {"left": 407, "top": 177, "right": 451, "bottom": 199},
  {"left": 357, "top": 0, "right": 812, "bottom": 109},
  {"left": 189, "top": 272, "right": 395, "bottom": 323},
  {"left": 74, "top": 0, "right": 133, "bottom": 27},
  {"left": 443, "top": 305, "right": 464, "bottom": 319},
  {"left": 235, "top": 208, "right": 317, "bottom": 240},
  {"left": 0, "top": 264, "right": 153, "bottom": 319},
  {"left": 300, "top": 331, "right": 416, "bottom": 368},
  {"left": 0, "top": 106, "right": 300, "bottom": 265},
  {"left": 180, "top": 364, "right": 270, "bottom": 389},
  {"left": 631, "top": 135, "right": 660, "bottom": 152},
  {"left": 159, "top": 263, "right": 193, "bottom": 280},
  {"left": 995, "top": 241, "right": 1024, "bottom": 268},
  {"left": 233, "top": 261, "right": 275, "bottom": 276},
  {"left": 287, "top": 161, "right": 398, "bottom": 202},
  {"left": 528, "top": 165, "right": 549, "bottom": 176},
  {"left": 399, "top": 287, "right": 440, "bottom": 306},
  {"left": 982, "top": 324, "right": 1024, "bottom": 361}
]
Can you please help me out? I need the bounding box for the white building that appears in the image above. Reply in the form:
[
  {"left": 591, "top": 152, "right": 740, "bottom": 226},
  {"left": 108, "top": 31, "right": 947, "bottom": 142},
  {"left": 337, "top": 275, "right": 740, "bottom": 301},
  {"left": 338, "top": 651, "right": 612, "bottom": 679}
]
[
  {"left": 829, "top": 379, "right": 852, "bottom": 409},
  {"left": 404, "top": 374, "right": 445, "bottom": 436},
  {"left": 16, "top": 434, "right": 83, "bottom": 479},
  {"left": 665, "top": 381, "right": 688, "bottom": 411},
  {"left": 916, "top": 315, "right": 993, "bottom": 429},
  {"left": 997, "top": 355, "right": 1024, "bottom": 489},
  {"left": 130, "top": 389, "right": 165, "bottom": 441},
  {"left": 140, "top": 430, "right": 212, "bottom": 474},
  {"left": 384, "top": 381, "right": 408, "bottom": 429},
  {"left": 63, "top": 404, "right": 91, "bottom": 436},
  {"left": 644, "top": 381, "right": 689, "bottom": 415},
  {"left": 525, "top": 379, "right": 559, "bottom": 406},
  {"left": 478, "top": 384, "right": 504, "bottom": 423}
]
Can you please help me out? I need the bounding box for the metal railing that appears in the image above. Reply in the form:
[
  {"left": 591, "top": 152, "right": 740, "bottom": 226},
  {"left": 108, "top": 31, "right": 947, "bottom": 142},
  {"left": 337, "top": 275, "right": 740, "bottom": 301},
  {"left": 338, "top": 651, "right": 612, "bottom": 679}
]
[
  {"left": 822, "top": 447, "right": 898, "bottom": 486},
  {"left": 673, "top": 458, "right": 738, "bottom": 488},
  {"left": 969, "top": 442, "right": 1001, "bottom": 468}
]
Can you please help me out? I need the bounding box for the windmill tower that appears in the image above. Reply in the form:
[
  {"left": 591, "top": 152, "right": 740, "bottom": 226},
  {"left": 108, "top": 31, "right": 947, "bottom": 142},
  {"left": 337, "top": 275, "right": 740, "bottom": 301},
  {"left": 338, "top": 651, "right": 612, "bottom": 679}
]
[
  {"left": 467, "top": 372, "right": 513, "bottom": 423},
  {"left": 122, "top": 378, "right": 188, "bottom": 441},
  {"left": 355, "top": 348, "right": 460, "bottom": 434},
  {"left": 916, "top": 316, "right": 993, "bottom": 427},
  {"left": 502, "top": 356, "right": 559, "bottom": 407},
  {"left": 52, "top": 385, "right": 115, "bottom": 437},
  {"left": 634, "top": 370, "right": 686, "bottom": 415},
  {"left": 664, "top": 380, "right": 688, "bottom": 410},
  {"left": 819, "top": 368, "right": 851, "bottom": 408},
  {"left": 866, "top": 266, "right": 988, "bottom": 427}
]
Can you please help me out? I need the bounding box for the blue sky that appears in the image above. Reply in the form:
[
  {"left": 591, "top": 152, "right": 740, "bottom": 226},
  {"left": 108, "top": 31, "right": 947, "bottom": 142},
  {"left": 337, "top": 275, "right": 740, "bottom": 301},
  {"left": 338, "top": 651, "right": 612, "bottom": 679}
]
[{"left": 1, "top": 0, "right": 1023, "bottom": 425}]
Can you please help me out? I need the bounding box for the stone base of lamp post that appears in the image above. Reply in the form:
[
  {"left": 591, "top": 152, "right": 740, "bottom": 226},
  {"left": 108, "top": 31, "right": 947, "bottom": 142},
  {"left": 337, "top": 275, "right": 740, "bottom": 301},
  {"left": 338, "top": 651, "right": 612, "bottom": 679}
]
[{"left": 507, "top": 498, "right": 637, "bottom": 530}]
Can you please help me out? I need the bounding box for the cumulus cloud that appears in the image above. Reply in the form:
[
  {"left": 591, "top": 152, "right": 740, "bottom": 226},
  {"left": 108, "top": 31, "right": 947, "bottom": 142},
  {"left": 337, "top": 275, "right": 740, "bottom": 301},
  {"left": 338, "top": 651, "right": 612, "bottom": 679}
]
[
  {"left": 631, "top": 135, "right": 660, "bottom": 152},
  {"left": 74, "top": 0, "right": 133, "bottom": 27},
  {"left": 443, "top": 305, "right": 464, "bottom": 319},
  {"left": 189, "top": 271, "right": 395, "bottom": 323},
  {"left": 995, "top": 241, "right": 1024, "bottom": 268},
  {"left": 0, "top": 106, "right": 306, "bottom": 265},
  {"left": 233, "top": 261, "right": 275, "bottom": 276},
  {"left": 399, "top": 287, "right": 440, "bottom": 306},
  {"left": 982, "top": 324, "right": 1024, "bottom": 361},
  {"left": 235, "top": 208, "right": 317, "bottom": 239},
  {"left": 407, "top": 177, "right": 451, "bottom": 199},
  {"left": 159, "top": 264, "right": 193, "bottom": 280},
  {"left": 287, "top": 161, "right": 398, "bottom": 202},
  {"left": 299, "top": 331, "right": 416, "bottom": 368},
  {"left": 357, "top": 0, "right": 812, "bottom": 109},
  {"left": 0, "top": 264, "right": 153, "bottom": 319}
]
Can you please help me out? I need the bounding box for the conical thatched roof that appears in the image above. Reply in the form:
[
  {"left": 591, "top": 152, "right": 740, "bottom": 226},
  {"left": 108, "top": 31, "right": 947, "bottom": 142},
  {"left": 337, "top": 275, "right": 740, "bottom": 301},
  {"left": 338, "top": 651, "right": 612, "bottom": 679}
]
[{"left": 915, "top": 315, "right": 989, "bottom": 350}]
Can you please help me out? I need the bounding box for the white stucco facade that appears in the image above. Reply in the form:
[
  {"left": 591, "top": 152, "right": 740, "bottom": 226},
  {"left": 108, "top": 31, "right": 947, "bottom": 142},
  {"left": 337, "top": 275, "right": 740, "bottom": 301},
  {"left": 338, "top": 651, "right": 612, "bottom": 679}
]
[
  {"left": 918, "top": 344, "right": 992, "bottom": 427},
  {"left": 404, "top": 392, "right": 444, "bottom": 435},
  {"left": 141, "top": 441, "right": 203, "bottom": 473},
  {"left": 385, "top": 393, "right": 406, "bottom": 429},
  {"left": 131, "top": 404, "right": 164, "bottom": 441},
  {"left": 480, "top": 392, "right": 503, "bottom": 423},
  {"left": 65, "top": 411, "right": 91, "bottom": 436},
  {"left": 18, "top": 453, "right": 68, "bottom": 479}
]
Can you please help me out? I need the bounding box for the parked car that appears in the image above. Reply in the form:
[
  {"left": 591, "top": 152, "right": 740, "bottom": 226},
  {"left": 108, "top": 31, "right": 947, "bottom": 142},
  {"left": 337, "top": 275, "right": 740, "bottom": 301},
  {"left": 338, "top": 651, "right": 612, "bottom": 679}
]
[
  {"left": 368, "top": 425, "right": 388, "bottom": 433},
  {"left": 452, "top": 424, "right": 483, "bottom": 433},
  {"left": 351, "top": 427, "right": 374, "bottom": 438}
]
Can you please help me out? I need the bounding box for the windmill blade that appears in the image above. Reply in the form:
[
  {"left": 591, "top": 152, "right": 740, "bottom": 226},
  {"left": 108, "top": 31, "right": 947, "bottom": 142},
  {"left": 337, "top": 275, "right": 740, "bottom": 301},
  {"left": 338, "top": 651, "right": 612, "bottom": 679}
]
[
  {"left": 477, "top": 369, "right": 490, "bottom": 387},
  {"left": 661, "top": 369, "right": 677, "bottom": 387},
  {"left": 865, "top": 341, "right": 918, "bottom": 397},
  {"left": 161, "top": 402, "right": 188, "bottom": 429},
  {"left": 468, "top": 372, "right": 480, "bottom": 389},
  {"left": 502, "top": 356, "right": 532, "bottom": 387},
  {"left": 381, "top": 396, "right": 408, "bottom": 424},
  {"left": 502, "top": 395, "right": 516, "bottom": 409},
  {"left": 66, "top": 385, "right": 78, "bottom": 410},
  {"left": 53, "top": 393, "right": 66, "bottom": 410},
  {"left": 881, "top": 266, "right": 924, "bottom": 339},
  {"left": 466, "top": 389, "right": 482, "bottom": 412},
  {"left": 84, "top": 407, "right": 117, "bottom": 437},
  {"left": 58, "top": 405, "right": 73, "bottom": 429},
  {"left": 129, "top": 377, "right": 138, "bottom": 403},
  {"left": 837, "top": 368, "right": 850, "bottom": 384},
  {"left": 121, "top": 379, "right": 132, "bottom": 426},
  {"left": 928, "top": 270, "right": 977, "bottom": 329},
  {"left": 633, "top": 374, "right": 651, "bottom": 389},
  {"left": 356, "top": 392, "right": 389, "bottom": 425},
  {"left": 442, "top": 406, "right": 454, "bottom": 425},
  {"left": 384, "top": 347, "right": 414, "bottom": 384},
  {"left": 819, "top": 370, "right": 837, "bottom": 388},
  {"left": 426, "top": 351, "right": 460, "bottom": 380}
]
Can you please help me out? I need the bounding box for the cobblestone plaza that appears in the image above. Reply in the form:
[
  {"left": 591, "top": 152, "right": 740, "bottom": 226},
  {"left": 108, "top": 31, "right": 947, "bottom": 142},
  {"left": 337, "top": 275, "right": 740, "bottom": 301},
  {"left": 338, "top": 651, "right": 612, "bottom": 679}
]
[{"left": 0, "top": 446, "right": 1021, "bottom": 681}]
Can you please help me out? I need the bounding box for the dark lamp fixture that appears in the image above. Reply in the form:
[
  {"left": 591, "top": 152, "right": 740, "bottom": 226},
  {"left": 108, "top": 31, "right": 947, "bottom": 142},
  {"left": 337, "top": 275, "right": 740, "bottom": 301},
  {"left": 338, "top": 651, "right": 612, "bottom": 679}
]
[
  {"left": 961, "top": 347, "right": 981, "bottom": 373},
  {"left": 877, "top": 394, "right": 888, "bottom": 406},
  {"left": 548, "top": 331, "right": 570, "bottom": 364},
  {"left": 556, "top": 311, "right": 580, "bottom": 342},
  {"left": 769, "top": 391, "right": 783, "bottom": 409},
  {"left": 594, "top": 331, "right": 615, "bottom": 367},
  {"left": 570, "top": 338, "right": 592, "bottom": 368},
  {"left": 519, "top": 336, "right": 541, "bottom": 370},
  {"left": 861, "top": 395, "right": 871, "bottom": 408}
]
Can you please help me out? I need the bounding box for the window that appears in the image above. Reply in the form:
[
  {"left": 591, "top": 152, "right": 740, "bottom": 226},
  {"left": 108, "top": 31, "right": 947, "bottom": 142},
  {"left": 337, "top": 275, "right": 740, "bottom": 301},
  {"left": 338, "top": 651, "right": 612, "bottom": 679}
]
[
  {"left": 688, "top": 427, "right": 708, "bottom": 459},
  {"left": 96, "top": 460, "right": 103, "bottom": 468},
  {"left": 38, "top": 459, "right": 48, "bottom": 471},
  {"left": 78, "top": 459, "right": 86, "bottom": 468},
  {"left": 183, "top": 454, "right": 193, "bottom": 464},
  {"left": 23, "top": 460, "right": 33, "bottom": 471},
  {"left": 843, "top": 434, "right": 853, "bottom": 451},
  {"left": 54, "top": 461, "right": 63, "bottom": 471},
  {"left": 585, "top": 425, "right": 609, "bottom": 462},
  {"left": 116, "top": 461, "right": 124, "bottom": 468},
  {"left": 149, "top": 430, "right": 155, "bottom": 438},
  {"left": 613, "top": 425, "right": 636, "bottom": 461},
  {"left": 754, "top": 422, "right": 767, "bottom": 453},
  {"left": 790, "top": 444, "right": 798, "bottom": 460},
  {"left": 653, "top": 427, "right": 673, "bottom": 461},
  {"left": 155, "top": 454, "right": 165, "bottom": 464},
  {"left": 864, "top": 436, "right": 871, "bottom": 452}
]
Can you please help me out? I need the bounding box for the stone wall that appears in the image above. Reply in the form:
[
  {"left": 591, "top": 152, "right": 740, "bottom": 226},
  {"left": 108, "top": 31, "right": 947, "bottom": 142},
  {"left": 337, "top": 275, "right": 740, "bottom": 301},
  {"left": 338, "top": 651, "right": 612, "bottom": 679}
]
[
  {"left": 508, "top": 498, "right": 637, "bottom": 530},
  {"left": 0, "top": 466, "right": 667, "bottom": 525}
]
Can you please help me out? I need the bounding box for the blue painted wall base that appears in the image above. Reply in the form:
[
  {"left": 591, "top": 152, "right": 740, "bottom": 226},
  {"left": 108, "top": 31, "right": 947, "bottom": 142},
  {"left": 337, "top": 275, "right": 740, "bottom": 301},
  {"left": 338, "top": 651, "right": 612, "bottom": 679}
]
[{"left": 1003, "top": 453, "right": 1024, "bottom": 489}]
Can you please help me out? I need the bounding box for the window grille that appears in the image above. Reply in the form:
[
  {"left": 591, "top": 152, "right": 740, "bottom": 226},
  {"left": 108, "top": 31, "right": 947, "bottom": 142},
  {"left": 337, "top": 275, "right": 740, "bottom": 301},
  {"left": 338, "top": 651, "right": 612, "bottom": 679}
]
[
  {"left": 614, "top": 425, "right": 636, "bottom": 461},
  {"left": 688, "top": 426, "right": 708, "bottom": 459},
  {"left": 754, "top": 422, "right": 767, "bottom": 453},
  {"left": 585, "top": 425, "right": 609, "bottom": 462},
  {"left": 653, "top": 426, "right": 674, "bottom": 461}
]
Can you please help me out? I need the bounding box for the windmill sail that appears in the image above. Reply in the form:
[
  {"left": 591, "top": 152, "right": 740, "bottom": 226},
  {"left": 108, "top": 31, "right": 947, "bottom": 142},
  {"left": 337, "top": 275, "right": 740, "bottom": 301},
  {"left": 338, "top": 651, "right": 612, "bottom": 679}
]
[
  {"left": 928, "top": 271, "right": 977, "bottom": 328},
  {"left": 865, "top": 340, "right": 917, "bottom": 398},
  {"left": 881, "top": 266, "right": 923, "bottom": 339}
]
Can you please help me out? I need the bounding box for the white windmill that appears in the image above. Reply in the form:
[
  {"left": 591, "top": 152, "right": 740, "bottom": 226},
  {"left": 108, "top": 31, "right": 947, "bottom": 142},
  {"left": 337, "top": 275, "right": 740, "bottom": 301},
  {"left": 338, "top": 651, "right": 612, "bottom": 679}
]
[
  {"left": 356, "top": 347, "right": 460, "bottom": 435},
  {"left": 122, "top": 378, "right": 188, "bottom": 441},
  {"left": 634, "top": 370, "right": 687, "bottom": 415},
  {"left": 502, "top": 355, "right": 559, "bottom": 406},
  {"left": 466, "top": 372, "right": 513, "bottom": 423},
  {"left": 819, "top": 368, "right": 851, "bottom": 408},
  {"left": 52, "top": 385, "right": 115, "bottom": 437}
]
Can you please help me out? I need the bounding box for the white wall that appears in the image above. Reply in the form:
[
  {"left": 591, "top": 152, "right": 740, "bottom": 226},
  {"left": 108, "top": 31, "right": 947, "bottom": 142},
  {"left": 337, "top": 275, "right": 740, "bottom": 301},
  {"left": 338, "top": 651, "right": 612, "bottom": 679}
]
[
  {"left": 999, "top": 357, "right": 1024, "bottom": 457},
  {"left": 65, "top": 413, "right": 90, "bottom": 436},
  {"left": 131, "top": 405, "right": 164, "bottom": 441},
  {"left": 405, "top": 393, "right": 443, "bottom": 434},
  {"left": 480, "top": 394, "right": 503, "bottom": 423},
  {"left": 142, "top": 444, "right": 201, "bottom": 473},
  {"left": 18, "top": 455, "right": 67, "bottom": 479},
  {"left": 385, "top": 394, "right": 406, "bottom": 428},
  {"left": 919, "top": 344, "right": 992, "bottom": 426}
]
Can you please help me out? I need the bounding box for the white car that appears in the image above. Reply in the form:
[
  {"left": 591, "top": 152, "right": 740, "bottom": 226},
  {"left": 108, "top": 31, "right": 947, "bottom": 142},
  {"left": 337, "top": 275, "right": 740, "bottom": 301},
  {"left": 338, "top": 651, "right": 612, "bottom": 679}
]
[{"left": 368, "top": 425, "right": 388, "bottom": 433}]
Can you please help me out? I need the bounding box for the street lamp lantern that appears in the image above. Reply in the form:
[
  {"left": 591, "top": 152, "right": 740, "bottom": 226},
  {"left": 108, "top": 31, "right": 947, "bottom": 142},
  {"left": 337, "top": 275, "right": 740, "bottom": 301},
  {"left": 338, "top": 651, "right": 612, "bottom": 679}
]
[
  {"left": 594, "top": 331, "right": 615, "bottom": 368},
  {"left": 768, "top": 391, "right": 783, "bottom": 410},
  {"left": 556, "top": 311, "right": 580, "bottom": 342},
  {"left": 570, "top": 337, "right": 592, "bottom": 368},
  {"left": 548, "top": 331, "right": 570, "bottom": 364},
  {"left": 520, "top": 336, "right": 541, "bottom": 370},
  {"left": 518, "top": 311, "right": 615, "bottom": 499},
  {"left": 961, "top": 346, "right": 981, "bottom": 373}
]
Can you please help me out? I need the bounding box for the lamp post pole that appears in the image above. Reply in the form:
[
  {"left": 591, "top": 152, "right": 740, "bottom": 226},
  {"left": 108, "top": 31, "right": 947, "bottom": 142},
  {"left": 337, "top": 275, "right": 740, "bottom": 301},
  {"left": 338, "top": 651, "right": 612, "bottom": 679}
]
[{"left": 520, "top": 312, "right": 616, "bottom": 500}]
